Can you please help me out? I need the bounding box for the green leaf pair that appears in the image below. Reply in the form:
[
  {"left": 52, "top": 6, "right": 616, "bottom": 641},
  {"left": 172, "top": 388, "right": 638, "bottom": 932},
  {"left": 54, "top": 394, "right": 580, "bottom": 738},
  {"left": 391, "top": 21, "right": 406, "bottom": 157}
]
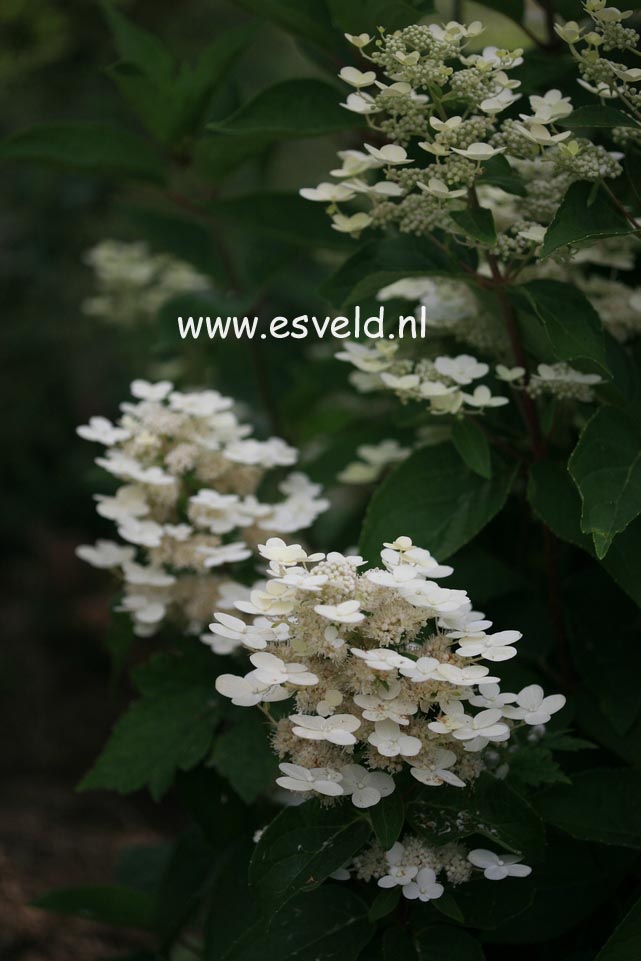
[{"left": 102, "top": 1, "right": 254, "bottom": 145}]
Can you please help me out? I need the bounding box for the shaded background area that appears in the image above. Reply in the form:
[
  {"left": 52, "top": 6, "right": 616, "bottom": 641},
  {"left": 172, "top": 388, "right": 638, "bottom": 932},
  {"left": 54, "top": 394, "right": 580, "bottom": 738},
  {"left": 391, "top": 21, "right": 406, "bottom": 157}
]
[{"left": 0, "top": 1, "right": 342, "bottom": 956}]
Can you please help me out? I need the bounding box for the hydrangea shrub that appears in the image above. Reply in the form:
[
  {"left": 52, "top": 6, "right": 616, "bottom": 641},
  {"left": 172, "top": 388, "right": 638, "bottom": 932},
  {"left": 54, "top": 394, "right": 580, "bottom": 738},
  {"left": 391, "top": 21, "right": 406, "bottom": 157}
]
[{"left": 10, "top": 1, "right": 641, "bottom": 959}]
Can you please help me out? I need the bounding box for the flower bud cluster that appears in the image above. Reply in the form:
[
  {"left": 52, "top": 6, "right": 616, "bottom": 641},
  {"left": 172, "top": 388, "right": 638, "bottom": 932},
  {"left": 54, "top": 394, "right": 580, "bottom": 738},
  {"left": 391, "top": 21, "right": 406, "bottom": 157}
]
[
  {"left": 557, "top": 2, "right": 640, "bottom": 82},
  {"left": 557, "top": 2, "right": 641, "bottom": 149},
  {"left": 302, "top": 15, "right": 624, "bottom": 269},
  {"left": 76, "top": 381, "right": 328, "bottom": 636}
]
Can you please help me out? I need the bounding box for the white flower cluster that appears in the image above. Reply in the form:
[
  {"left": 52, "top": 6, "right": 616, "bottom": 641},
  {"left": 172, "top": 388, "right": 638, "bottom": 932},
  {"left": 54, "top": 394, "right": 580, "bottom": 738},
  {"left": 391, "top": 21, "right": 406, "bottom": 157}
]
[
  {"left": 82, "top": 240, "right": 212, "bottom": 326},
  {"left": 216, "top": 535, "right": 560, "bottom": 899},
  {"left": 336, "top": 261, "right": 611, "bottom": 446},
  {"left": 336, "top": 339, "right": 509, "bottom": 415},
  {"left": 528, "top": 362, "right": 603, "bottom": 402},
  {"left": 212, "top": 535, "right": 565, "bottom": 807},
  {"left": 76, "top": 380, "right": 328, "bottom": 636},
  {"left": 341, "top": 837, "right": 531, "bottom": 902},
  {"left": 301, "top": 17, "right": 624, "bottom": 262}
]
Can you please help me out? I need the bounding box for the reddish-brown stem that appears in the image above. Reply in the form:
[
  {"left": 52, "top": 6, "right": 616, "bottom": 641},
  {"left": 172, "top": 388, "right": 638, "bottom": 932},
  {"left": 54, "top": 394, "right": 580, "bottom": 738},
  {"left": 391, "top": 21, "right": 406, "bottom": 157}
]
[
  {"left": 485, "top": 254, "right": 546, "bottom": 461},
  {"left": 476, "top": 420, "right": 522, "bottom": 462},
  {"left": 481, "top": 251, "right": 573, "bottom": 685},
  {"left": 165, "top": 190, "right": 206, "bottom": 217},
  {"left": 602, "top": 182, "right": 641, "bottom": 230}
]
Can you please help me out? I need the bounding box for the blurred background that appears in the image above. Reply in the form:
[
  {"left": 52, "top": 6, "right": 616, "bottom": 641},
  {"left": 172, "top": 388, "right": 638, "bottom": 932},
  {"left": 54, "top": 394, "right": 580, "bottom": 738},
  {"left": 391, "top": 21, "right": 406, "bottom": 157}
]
[{"left": 0, "top": 1, "right": 545, "bottom": 956}]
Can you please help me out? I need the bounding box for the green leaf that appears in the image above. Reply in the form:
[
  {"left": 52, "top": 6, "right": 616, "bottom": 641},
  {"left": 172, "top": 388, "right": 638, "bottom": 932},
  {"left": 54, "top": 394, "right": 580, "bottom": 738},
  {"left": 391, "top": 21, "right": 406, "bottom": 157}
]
[
  {"left": 535, "top": 768, "right": 641, "bottom": 848},
  {"left": 596, "top": 893, "right": 641, "bottom": 961},
  {"left": 565, "top": 567, "right": 641, "bottom": 738},
  {"left": 154, "top": 826, "right": 216, "bottom": 941},
  {"left": 514, "top": 279, "right": 609, "bottom": 372},
  {"left": 360, "top": 444, "right": 516, "bottom": 563},
  {"left": 328, "top": 0, "right": 435, "bottom": 34},
  {"left": 476, "top": 154, "right": 526, "bottom": 196},
  {"left": 544, "top": 731, "right": 596, "bottom": 752},
  {"left": 205, "top": 840, "right": 258, "bottom": 961},
  {"left": 210, "top": 79, "right": 357, "bottom": 138},
  {"left": 598, "top": 519, "right": 641, "bottom": 609},
  {"left": 408, "top": 773, "right": 545, "bottom": 859},
  {"left": 507, "top": 745, "right": 570, "bottom": 789},
  {"left": 0, "top": 123, "right": 165, "bottom": 182},
  {"left": 447, "top": 544, "right": 526, "bottom": 604},
  {"left": 101, "top": 0, "right": 174, "bottom": 81},
  {"left": 368, "top": 887, "right": 401, "bottom": 922},
  {"left": 415, "top": 925, "right": 486, "bottom": 961},
  {"left": 370, "top": 791, "right": 405, "bottom": 849},
  {"left": 79, "top": 644, "right": 221, "bottom": 800},
  {"left": 209, "top": 192, "right": 351, "bottom": 249},
  {"left": 249, "top": 802, "right": 371, "bottom": 911},
  {"left": 193, "top": 132, "right": 272, "bottom": 182},
  {"left": 527, "top": 460, "right": 594, "bottom": 551},
  {"left": 211, "top": 710, "right": 279, "bottom": 804},
  {"left": 106, "top": 62, "right": 182, "bottom": 143},
  {"left": 320, "top": 234, "right": 457, "bottom": 309},
  {"left": 603, "top": 334, "right": 641, "bottom": 420},
  {"left": 173, "top": 27, "right": 255, "bottom": 135},
  {"left": 103, "top": 7, "right": 254, "bottom": 144},
  {"left": 540, "top": 181, "right": 634, "bottom": 259},
  {"left": 33, "top": 885, "right": 154, "bottom": 929},
  {"left": 569, "top": 406, "right": 641, "bottom": 557},
  {"left": 450, "top": 207, "right": 497, "bottom": 245},
  {"left": 451, "top": 418, "right": 492, "bottom": 479},
  {"left": 231, "top": 0, "right": 338, "bottom": 53},
  {"left": 429, "top": 892, "right": 464, "bottom": 924},
  {"left": 382, "top": 925, "right": 418, "bottom": 961},
  {"left": 575, "top": 686, "right": 641, "bottom": 768},
  {"left": 560, "top": 105, "right": 641, "bottom": 129},
  {"left": 486, "top": 836, "right": 636, "bottom": 945},
  {"left": 176, "top": 768, "right": 249, "bottom": 846},
  {"left": 224, "top": 886, "right": 374, "bottom": 961},
  {"left": 527, "top": 459, "right": 641, "bottom": 609},
  {"left": 435, "top": 879, "right": 534, "bottom": 930}
]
